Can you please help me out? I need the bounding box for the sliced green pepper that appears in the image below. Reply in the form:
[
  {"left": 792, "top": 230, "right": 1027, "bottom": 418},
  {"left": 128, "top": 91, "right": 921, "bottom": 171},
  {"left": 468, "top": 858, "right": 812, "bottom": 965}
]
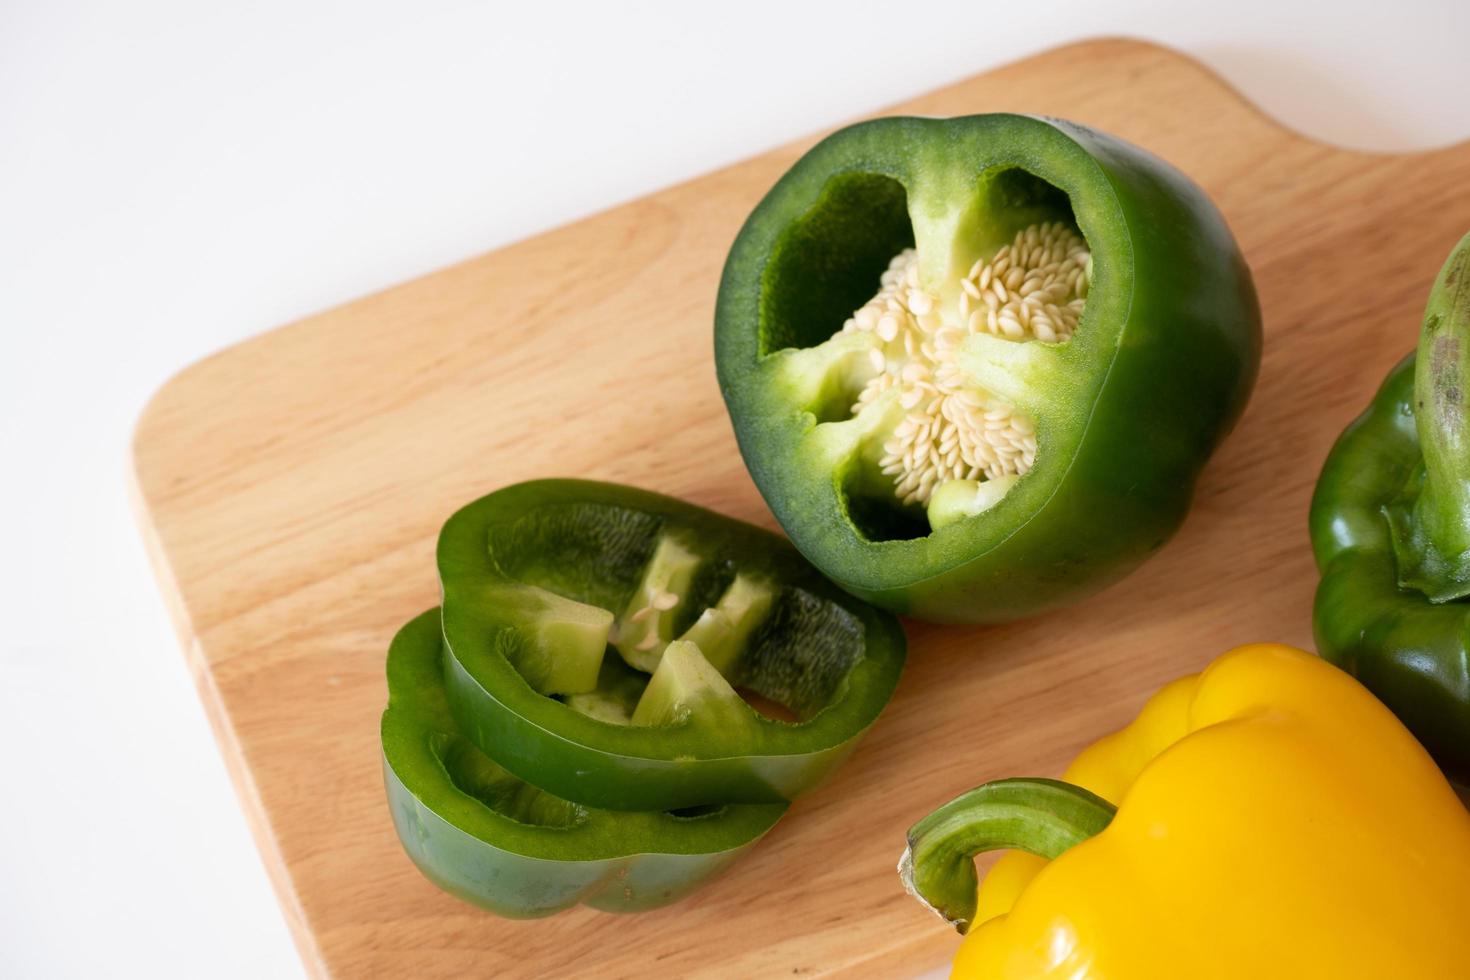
[
  {"left": 382, "top": 610, "right": 786, "bottom": 916},
  {"left": 437, "top": 479, "right": 906, "bottom": 811},
  {"left": 1310, "top": 231, "right": 1470, "bottom": 780},
  {"left": 716, "top": 114, "right": 1260, "bottom": 623}
]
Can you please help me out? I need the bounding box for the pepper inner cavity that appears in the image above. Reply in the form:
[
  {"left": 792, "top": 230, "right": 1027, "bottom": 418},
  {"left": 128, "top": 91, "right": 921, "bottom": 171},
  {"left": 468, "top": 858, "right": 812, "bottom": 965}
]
[
  {"left": 434, "top": 732, "right": 589, "bottom": 829},
  {"left": 609, "top": 540, "right": 784, "bottom": 725},
  {"left": 487, "top": 508, "right": 867, "bottom": 728},
  {"left": 843, "top": 221, "right": 1090, "bottom": 519}
]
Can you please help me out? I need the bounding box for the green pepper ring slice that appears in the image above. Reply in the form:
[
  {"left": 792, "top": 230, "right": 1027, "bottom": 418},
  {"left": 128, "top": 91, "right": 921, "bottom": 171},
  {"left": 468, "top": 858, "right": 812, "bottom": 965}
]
[
  {"left": 716, "top": 114, "right": 1260, "bottom": 623},
  {"left": 383, "top": 610, "right": 787, "bottom": 916},
  {"left": 438, "top": 480, "right": 907, "bottom": 811}
]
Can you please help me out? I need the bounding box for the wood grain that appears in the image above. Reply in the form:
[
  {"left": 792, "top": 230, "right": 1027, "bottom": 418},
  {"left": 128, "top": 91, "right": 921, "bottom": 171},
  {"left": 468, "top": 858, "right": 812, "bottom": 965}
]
[{"left": 130, "top": 38, "right": 1470, "bottom": 978}]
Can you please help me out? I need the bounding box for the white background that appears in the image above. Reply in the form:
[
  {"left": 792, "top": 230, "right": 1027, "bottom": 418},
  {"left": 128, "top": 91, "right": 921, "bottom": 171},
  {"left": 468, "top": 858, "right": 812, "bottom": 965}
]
[{"left": 3, "top": 2, "right": 1466, "bottom": 976}]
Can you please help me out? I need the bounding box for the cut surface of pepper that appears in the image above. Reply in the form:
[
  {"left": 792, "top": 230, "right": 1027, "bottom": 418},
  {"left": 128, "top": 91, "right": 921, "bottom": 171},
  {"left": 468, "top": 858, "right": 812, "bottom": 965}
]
[
  {"left": 842, "top": 223, "right": 1088, "bottom": 517},
  {"left": 381, "top": 610, "right": 786, "bottom": 917},
  {"left": 1310, "top": 229, "right": 1470, "bottom": 780},
  {"left": 900, "top": 643, "right": 1470, "bottom": 978},
  {"left": 437, "top": 479, "right": 906, "bottom": 811},
  {"left": 716, "top": 113, "right": 1260, "bottom": 622}
]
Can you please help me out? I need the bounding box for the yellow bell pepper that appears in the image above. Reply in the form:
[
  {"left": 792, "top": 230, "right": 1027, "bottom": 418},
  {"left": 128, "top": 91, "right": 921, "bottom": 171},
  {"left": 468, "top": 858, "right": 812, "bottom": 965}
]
[{"left": 900, "top": 643, "right": 1470, "bottom": 978}]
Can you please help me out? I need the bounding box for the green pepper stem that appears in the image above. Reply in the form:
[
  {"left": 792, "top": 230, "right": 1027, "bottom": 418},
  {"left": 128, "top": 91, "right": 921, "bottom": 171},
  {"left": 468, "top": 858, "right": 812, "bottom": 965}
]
[
  {"left": 897, "top": 777, "right": 1115, "bottom": 935},
  {"left": 1398, "top": 231, "right": 1470, "bottom": 602}
]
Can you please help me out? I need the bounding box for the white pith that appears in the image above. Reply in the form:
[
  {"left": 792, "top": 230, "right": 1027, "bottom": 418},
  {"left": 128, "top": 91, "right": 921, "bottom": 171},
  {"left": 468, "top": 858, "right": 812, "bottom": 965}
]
[{"left": 839, "top": 221, "right": 1091, "bottom": 508}]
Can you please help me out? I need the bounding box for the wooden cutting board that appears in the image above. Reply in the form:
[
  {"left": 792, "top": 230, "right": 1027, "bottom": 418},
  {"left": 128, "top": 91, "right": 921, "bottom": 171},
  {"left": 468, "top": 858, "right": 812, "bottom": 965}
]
[{"left": 130, "top": 38, "right": 1470, "bottom": 978}]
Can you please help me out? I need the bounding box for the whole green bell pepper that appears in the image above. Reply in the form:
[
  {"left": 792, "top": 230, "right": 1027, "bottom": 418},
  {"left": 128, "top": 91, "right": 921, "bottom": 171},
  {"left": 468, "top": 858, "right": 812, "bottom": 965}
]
[
  {"left": 1310, "top": 230, "right": 1470, "bottom": 781},
  {"left": 382, "top": 610, "right": 787, "bottom": 916},
  {"left": 715, "top": 114, "right": 1260, "bottom": 623},
  {"left": 437, "top": 479, "right": 906, "bottom": 811}
]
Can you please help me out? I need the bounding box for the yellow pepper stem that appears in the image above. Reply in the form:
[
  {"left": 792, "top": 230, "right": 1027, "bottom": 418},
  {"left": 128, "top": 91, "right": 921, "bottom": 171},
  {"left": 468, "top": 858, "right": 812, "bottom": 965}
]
[{"left": 899, "top": 777, "right": 1115, "bottom": 934}]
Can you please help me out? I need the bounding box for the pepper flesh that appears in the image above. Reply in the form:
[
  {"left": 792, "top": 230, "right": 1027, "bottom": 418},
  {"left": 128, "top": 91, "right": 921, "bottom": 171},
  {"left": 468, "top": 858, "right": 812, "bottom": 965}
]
[
  {"left": 382, "top": 610, "right": 786, "bottom": 917},
  {"left": 437, "top": 479, "right": 906, "bottom": 811},
  {"left": 1310, "top": 231, "right": 1470, "bottom": 780},
  {"left": 902, "top": 644, "right": 1470, "bottom": 978},
  {"left": 716, "top": 113, "right": 1260, "bottom": 623}
]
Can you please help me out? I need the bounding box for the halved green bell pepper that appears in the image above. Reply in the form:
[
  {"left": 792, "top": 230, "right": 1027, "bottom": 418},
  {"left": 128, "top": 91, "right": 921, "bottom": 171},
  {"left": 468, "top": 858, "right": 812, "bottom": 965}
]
[
  {"left": 715, "top": 114, "right": 1260, "bottom": 623},
  {"left": 1310, "top": 231, "right": 1470, "bottom": 780},
  {"left": 437, "top": 479, "right": 906, "bottom": 811},
  {"left": 382, "top": 610, "right": 786, "bottom": 916}
]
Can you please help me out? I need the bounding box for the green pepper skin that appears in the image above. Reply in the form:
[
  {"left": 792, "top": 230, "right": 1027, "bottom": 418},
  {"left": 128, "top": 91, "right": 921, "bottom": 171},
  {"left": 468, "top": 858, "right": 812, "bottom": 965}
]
[
  {"left": 438, "top": 480, "right": 906, "bottom": 811},
  {"left": 716, "top": 114, "right": 1260, "bottom": 623},
  {"left": 1310, "top": 356, "right": 1470, "bottom": 780},
  {"left": 383, "top": 610, "right": 786, "bottom": 916}
]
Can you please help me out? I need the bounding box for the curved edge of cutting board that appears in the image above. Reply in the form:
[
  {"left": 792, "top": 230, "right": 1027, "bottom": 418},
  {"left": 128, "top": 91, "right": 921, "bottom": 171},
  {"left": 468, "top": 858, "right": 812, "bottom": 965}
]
[
  {"left": 129, "top": 31, "right": 1470, "bottom": 502},
  {"left": 1050, "top": 37, "right": 1466, "bottom": 160},
  {"left": 129, "top": 33, "right": 1459, "bottom": 537},
  {"left": 126, "top": 36, "right": 1468, "bottom": 979},
  {"left": 125, "top": 464, "right": 332, "bottom": 978}
]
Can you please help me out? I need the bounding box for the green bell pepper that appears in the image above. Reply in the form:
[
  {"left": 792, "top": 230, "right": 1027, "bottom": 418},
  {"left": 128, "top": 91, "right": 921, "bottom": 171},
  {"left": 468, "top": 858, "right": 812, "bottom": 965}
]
[
  {"left": 437, "top": 479, "right": 906, "bottom": 811},
  {"left": 715, "top": 114, "right": 1261, "bottom": 623},
  {"left": 1310, "top": 230, "right": 1470, "bottom": 781},
  {"left": 382, "top": 610, "right": 787, "bottom": 916}
]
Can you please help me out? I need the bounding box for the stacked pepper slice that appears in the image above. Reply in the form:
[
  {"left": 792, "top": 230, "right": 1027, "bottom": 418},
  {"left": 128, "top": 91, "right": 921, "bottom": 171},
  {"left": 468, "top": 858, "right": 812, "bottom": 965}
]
[
  {"left": 383, "top": 611, "right": 787, "bottom": 916},
  {"left": 383, "top": 479, "right": 906, "bottom": 915}
]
